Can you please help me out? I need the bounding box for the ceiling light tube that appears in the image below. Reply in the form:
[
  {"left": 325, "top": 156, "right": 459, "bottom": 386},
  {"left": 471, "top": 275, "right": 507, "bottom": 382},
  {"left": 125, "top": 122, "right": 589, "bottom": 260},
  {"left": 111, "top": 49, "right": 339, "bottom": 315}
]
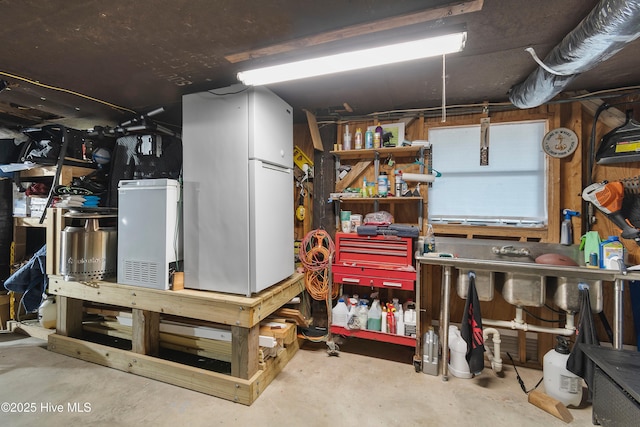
[{"left": 237, "top": 31, "right": 467, "bottom": 86}]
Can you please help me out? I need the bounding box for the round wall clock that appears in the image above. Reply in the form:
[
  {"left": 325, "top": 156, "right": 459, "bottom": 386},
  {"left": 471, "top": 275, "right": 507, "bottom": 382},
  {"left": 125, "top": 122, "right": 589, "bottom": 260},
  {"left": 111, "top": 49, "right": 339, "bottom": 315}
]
[{"left": 542, "top": 127, "right": 579, "bottom": 158}]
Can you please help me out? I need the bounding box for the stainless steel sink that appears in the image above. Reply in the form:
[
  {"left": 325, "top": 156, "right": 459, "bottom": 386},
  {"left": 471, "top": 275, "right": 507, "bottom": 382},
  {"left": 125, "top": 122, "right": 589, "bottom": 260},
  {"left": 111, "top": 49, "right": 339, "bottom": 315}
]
[{"left": 433, "top": 237, "right": 601, "bottom": 311}]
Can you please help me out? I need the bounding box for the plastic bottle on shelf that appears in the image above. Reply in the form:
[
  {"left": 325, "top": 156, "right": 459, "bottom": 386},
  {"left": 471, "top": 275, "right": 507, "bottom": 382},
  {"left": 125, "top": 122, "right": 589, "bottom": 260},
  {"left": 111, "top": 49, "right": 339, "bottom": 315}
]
[
  {"left": 374, "top": 123, "right": 383, "bottom": 148},
  {"left": 424, "top": 224, "right": 436, "bottom": 254},
  {"left": 377, "top": 172, "right": 389, "bottom": 197},
  {"left": 381, "top": 305, "right": 388, "bottom": 333},
  {"left": 396, "top": 310, "right": 405, "bottom": 336},
  {"left": 404, "top": 303, "right": 417, "bottom": 337},
  {"left": 331, "top": 298, "right": 349, "bottom": 328},
  {"left": 362, "top": 177, "right": 368, "bottom": 197},
  {"left": 365, "top": 129, "right": 374, "bottom": 149},
  {"left": 386, "top": 303, "right": 397, "bottom": 334},
  {"left": 367, "top": 299, "right": 382, "bottom": 331},
  {"left": 354, "top": 128, "right": 363, "bottom": 149},
  {"left": 357, "top": 300, "right": 369, "bottom": 330},
  {"left": 343, "top": 124, "right": 352, "bottom": 150},
  {"left": 346, "top": 299, "right": 359, "bottom": 329}
]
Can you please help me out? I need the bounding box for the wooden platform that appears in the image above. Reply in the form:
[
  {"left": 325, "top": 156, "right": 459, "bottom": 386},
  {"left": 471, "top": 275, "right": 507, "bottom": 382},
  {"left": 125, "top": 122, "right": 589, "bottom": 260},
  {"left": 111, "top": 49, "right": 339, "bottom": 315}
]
[{"left": 47, "top": 273, "right": 304, "bottom": 405}]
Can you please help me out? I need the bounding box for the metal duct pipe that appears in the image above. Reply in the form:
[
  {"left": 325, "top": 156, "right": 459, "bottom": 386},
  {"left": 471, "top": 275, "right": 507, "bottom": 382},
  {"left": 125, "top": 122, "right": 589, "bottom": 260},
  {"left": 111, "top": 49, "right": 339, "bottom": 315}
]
[{"left": 509, "top": 0, "right": 640, "bottom": 109}]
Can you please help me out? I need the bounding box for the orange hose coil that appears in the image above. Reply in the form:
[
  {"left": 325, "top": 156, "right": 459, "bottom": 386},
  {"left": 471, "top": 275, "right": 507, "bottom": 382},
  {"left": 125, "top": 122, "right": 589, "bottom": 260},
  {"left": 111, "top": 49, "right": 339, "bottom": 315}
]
[{"left": 299, "top": 229, "right": 338, "bottom": 301}]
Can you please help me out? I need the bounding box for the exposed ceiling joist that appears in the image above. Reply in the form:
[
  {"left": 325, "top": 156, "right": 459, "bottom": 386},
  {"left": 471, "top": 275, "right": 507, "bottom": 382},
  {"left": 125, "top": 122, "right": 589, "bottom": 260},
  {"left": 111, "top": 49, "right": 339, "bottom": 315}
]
[{"left": 224, "top": 0, "right": 484, "bottom": 63}]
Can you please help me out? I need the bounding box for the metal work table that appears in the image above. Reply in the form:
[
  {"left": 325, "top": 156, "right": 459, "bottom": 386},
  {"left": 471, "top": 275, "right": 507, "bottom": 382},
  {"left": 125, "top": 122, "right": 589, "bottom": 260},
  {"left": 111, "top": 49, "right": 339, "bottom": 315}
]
[{"left": 415, "top": 253, "right": 640, "bottom": 379}]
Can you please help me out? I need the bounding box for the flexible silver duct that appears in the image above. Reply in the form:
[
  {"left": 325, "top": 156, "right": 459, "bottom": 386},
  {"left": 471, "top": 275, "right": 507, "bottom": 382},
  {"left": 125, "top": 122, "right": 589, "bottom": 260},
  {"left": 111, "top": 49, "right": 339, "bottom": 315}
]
[{"left": 509, "top": 0, "right": 640, "bottom": 109}]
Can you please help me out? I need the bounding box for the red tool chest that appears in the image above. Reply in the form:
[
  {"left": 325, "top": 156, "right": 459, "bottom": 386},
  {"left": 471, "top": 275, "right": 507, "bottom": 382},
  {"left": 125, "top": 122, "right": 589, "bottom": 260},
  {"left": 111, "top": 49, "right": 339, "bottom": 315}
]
[{"left": 332, "top": 232, "right": 416, "bottom": 291}]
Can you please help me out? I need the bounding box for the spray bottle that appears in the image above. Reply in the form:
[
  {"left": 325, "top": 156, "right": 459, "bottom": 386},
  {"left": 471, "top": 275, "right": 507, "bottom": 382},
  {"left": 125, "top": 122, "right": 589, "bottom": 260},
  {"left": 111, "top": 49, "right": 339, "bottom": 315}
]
[{"left": 560, "top": 209, "right": 580, "bottom": 245}]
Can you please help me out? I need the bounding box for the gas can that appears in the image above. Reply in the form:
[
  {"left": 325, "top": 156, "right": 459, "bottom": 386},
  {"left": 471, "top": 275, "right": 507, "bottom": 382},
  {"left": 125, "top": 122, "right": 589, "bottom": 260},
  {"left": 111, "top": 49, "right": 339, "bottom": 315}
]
[{"left": 543, "top": 336, "right": 582, "bottom": 407}]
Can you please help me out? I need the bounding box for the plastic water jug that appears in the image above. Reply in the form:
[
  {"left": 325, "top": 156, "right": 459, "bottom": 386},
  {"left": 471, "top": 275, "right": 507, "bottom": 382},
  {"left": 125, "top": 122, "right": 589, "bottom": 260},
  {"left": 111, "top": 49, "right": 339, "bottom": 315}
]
[
  {"left": 599, "top": 236, "right": 624, "bottom": 270},
  {"left": 543, "top": 336, "right": 582, "bottom": 407},
  {"left": 448, "top": 325, "right": 472, "bottom": 379},
  {"left": 38, "top": 295, "right": 57, "bottom": 329},
  {"left": 331, "top": 298, "right": 349, "bottom": 328},
  {"left": 367, "top": 299, "right": 382, "bottom": 331}
]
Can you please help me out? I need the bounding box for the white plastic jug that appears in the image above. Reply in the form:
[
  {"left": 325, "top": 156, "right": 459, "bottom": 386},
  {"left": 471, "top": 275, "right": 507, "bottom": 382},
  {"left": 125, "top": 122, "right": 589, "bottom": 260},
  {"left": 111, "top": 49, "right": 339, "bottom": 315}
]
[
  {"left": 448, "top": 325, "right": 472, "bottom": 379},
  {"left": 331, "top": 298, "right": 349, "bottom": 328},
  {"left": 543, "top": 336, "right": 582, "bottom": 407},
  {"left": 38, "top": 295, "right": 57, "bottom": 329}
]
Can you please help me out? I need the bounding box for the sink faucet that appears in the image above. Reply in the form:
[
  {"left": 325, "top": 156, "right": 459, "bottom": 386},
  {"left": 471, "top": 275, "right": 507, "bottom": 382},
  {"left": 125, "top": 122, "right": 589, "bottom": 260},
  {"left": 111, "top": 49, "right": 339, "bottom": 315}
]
[
  {"left": 614, "top": 257, "right": 627, "bottom": 275},
  {"left": 491, "top": 245, "right": 531, "bottom": 257}
]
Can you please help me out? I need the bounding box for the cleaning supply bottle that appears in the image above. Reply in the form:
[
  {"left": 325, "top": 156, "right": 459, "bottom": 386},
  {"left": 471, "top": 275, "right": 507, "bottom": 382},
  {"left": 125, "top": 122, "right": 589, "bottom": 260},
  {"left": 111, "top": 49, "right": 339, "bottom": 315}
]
[
  {"left": 331, "top": 298, "right": 349, "bottom": 328},
  {"left": 599, "top": 235, "right": 625, "bottom": 270},
  {"left": 367, "top": 299, "right": 382, "bottom": 331},
  {"left": 365, "top": 128, "right": 374, "bottom": 149},
  {"left": 386, "top": 303, "right": 397, "bottom": 334},
  {"left": 543, "top": 336, "right": 582, "bottom": 407},
  {"left": 396, "top": 309, "right": 405, "bottom": 336},
  {"left": 424, "top": 224, "right": 436, "bottom": 254},
  {"left": 354, "top": 128, "right": 363, "bottom": 149},
  {"left": 560, "top": 209, "right": 580, "bottom": 245},
  {"left": 381, "top": 305, "right": 388, "bottom": 333},
  {"left": 374, "top": 123, "right": 383, "bottom": 148},
  {"left": 581, "top": 231, "right": 601, "bottom": 267},
  {"left": 404, "top": 303, "right": 417, "bottom": 337},
  {"left": 343, "top": 124, "right": 352, "bottom": 150},
  {"left": 357, "top": 300, "right": 369, "bottom": 330}
]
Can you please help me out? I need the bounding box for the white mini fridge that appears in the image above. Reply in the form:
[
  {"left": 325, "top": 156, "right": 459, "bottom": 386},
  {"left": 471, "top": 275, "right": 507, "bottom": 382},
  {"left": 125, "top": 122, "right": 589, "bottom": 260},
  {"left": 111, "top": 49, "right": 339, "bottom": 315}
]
[
  {"left": 117, "top": 179, "right": 183, "bottom": 289},
  {"left": 182, "top": 84, "right": 294, "bottom": 296}
]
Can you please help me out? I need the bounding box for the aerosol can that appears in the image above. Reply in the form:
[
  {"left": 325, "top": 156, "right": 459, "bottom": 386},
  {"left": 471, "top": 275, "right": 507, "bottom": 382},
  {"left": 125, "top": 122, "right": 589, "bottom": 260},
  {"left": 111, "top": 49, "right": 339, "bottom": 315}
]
[{"left": 560, "top": 209, "right": 579, "bottom": 245}]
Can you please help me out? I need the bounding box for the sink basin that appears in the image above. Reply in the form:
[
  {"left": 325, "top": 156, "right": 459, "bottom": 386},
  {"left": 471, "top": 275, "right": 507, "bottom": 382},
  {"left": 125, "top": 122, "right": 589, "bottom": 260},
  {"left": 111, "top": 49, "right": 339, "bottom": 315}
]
[
  {"left": 548, "top": 277, "right": 603, "bottom": 313},
  {"left": 497, "top": 272, "right": 546, "bottom": 307}
]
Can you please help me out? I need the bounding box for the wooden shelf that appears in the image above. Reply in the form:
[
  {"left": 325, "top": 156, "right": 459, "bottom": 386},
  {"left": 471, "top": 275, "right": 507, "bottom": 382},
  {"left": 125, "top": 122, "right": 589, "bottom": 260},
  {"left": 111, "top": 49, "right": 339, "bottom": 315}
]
[
  {"left": 330, "top": 145, "right": 423, "bottom": 160},
  {"left": 333, "top": 196, "right": 423, "bottom": 203},
  {"left": 331, "top": 325, "right": 416, "bottom": 347}
]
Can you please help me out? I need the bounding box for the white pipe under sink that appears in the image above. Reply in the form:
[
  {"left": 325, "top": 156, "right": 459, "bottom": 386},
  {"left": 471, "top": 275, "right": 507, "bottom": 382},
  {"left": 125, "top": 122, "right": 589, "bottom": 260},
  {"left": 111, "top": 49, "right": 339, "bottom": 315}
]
[
  {"left": 483, "top": 307, "right": 576, "bottom": 336},
  {"left": 483, "top": 327, "right": 503, "bottom": 373}
]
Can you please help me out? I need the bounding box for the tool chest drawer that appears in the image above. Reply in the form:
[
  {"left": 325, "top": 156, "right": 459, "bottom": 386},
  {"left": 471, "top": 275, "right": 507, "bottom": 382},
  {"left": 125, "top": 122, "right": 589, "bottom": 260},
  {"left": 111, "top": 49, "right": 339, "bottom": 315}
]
[
  {"left": 334, "top": 232, "right": 413, "bottom": 268},
  {"left": 332, "top": 264, "right": 415, "bottom": 290}
]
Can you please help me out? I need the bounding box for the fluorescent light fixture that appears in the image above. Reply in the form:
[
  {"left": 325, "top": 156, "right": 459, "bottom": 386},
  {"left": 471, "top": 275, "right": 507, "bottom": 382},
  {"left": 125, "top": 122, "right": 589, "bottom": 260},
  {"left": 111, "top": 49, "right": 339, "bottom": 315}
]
[{"left": 237, "top": 31, "right": 467, "bottom": 86}]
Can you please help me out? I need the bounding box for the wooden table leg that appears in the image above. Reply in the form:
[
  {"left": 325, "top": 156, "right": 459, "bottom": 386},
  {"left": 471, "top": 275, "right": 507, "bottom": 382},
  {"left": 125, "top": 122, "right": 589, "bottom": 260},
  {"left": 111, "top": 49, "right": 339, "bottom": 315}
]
[
  {"left": 231, "top": 324, "right": 259, "bottom": 379},
  {"left": 56, "top": 295, "right": 83, "bottom": 338},
  {"left": 132, "top": 309, "right": 160, "bottom": 356}
]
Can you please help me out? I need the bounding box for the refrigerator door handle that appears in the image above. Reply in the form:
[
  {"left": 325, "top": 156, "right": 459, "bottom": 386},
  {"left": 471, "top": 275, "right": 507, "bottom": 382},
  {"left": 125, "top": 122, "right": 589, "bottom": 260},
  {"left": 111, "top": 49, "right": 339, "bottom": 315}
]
[{"left": 258, "top": 160, "right": 291, "bottom": 173}]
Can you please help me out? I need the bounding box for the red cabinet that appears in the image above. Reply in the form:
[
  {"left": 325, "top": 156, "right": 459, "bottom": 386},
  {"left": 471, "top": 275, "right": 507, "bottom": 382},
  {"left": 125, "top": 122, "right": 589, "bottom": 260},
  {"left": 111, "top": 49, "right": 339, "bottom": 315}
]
[{"left": 331, "top": 232, "right": 416, "bottom": 347}]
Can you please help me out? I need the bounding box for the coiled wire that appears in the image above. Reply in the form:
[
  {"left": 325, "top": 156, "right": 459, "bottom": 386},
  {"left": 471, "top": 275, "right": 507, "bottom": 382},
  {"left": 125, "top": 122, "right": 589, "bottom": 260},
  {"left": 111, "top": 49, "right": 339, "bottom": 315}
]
[{"left": 299, "top": 229, "right": 338, "bottom": 301}]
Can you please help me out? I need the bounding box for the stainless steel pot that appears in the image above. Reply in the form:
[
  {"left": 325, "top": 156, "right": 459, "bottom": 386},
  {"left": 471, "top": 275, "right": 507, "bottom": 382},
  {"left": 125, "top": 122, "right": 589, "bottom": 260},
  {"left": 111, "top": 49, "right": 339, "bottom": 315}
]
[{"left": 59, "top": 212, "right": 117, "bottom": 281}]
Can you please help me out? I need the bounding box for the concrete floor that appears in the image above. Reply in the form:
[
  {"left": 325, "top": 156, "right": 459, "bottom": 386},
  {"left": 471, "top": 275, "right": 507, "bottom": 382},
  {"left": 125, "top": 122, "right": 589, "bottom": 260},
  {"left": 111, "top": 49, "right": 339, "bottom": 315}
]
[{"left": 0, "top": 330, "right": 594, "bottom": 427}]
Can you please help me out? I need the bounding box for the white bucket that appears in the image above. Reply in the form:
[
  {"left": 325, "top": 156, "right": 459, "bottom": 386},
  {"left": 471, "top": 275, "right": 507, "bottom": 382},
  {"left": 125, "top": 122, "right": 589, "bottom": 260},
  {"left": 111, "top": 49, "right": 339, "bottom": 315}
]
[{"left": 448, "top": 325, "right": 472, "bottom": 379}]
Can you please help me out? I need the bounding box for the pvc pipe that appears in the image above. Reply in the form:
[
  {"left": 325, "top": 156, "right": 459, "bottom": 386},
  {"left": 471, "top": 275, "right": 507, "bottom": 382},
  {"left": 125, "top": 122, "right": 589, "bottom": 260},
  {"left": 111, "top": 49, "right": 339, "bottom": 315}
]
[
  {"left": 483, "top": 327, "right": 503, "bottom": 373},
  {"left": 482, "top": 318, "right": 576, "bottom": 336}
]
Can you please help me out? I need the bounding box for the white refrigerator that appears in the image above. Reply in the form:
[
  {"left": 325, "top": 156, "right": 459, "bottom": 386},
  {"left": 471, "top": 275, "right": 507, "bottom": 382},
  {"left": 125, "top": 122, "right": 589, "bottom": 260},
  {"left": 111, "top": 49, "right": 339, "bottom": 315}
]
[{"left": 182, "top": 84, "right": 294, "bottom": 296}]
